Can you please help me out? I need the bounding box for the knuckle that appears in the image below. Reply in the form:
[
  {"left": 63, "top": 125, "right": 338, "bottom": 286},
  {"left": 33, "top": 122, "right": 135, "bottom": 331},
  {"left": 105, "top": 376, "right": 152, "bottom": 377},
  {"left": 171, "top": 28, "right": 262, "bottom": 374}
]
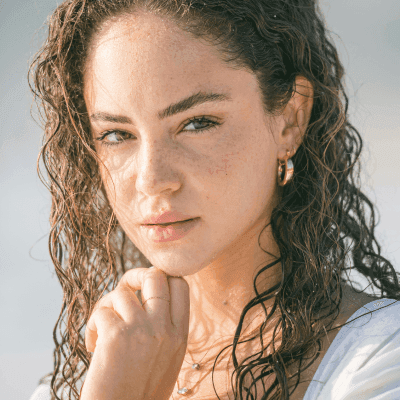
[
  {"left": 92, "top": 292, "right": 110, "bottom": 310},
  {"left": 146, "top": 267, "right": 166, "bottom": 278},
  {"left": 117, "top": 285, "right": 133, "bottom": 298},
  {"left": 85, "top": 326, "right": 96, "bottom": 348},
  {"left": 169, "top": 276, "right": 189, "bottom": 290},
  {"left": 105, "top": 326, "right": 129, "bottom": 347}
]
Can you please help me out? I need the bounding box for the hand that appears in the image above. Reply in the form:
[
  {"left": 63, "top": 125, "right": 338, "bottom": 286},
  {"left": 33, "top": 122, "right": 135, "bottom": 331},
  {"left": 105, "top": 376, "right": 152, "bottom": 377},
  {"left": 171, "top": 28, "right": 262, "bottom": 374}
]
[{"left": 81, "top": 267, "right": 190, "bottom": 400}]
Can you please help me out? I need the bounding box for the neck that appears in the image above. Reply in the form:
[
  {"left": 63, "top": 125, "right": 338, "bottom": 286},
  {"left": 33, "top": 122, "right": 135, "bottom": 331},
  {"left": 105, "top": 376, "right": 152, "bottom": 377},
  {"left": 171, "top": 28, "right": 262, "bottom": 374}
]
[{"left": 183, "top": 217, "right": 284, "bottom": 358}]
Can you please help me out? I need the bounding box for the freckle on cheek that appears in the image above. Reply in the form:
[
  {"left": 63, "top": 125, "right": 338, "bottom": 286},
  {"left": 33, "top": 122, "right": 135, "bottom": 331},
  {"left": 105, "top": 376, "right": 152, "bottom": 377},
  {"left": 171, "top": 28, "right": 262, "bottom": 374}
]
[{"left": 207, "top": 166, "right": 228, "bottom": 175}]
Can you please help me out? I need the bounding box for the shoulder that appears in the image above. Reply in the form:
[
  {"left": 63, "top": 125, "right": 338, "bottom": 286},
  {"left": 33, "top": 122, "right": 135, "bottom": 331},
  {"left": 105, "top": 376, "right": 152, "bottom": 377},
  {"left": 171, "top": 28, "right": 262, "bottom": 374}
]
[
  {"left": 29, "top": 384, "right": 51, "bottom": 400},
  {"left": 305, "top": 293, "right": 400, "bottom": 400},
  {"left": 336, "top": 283, "right": 379, "bottom": 322},
  {"left": 283, "top": 284, "right": 383, "bottom": 400}
]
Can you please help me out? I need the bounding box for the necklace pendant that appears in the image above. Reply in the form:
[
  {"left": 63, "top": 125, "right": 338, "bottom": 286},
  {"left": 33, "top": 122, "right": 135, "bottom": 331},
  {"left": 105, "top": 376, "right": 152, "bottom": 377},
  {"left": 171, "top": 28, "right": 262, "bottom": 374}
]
[
  {"left": 177, "top": 387, "right": 190, "bottom": 395},
  {"left": 192, "top": 363, "right": 200, "bottom": 370}
]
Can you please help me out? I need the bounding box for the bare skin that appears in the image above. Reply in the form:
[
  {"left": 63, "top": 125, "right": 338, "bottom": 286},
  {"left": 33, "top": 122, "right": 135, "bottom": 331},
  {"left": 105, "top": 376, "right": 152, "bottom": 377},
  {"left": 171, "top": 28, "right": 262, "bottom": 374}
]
[
  {"left": 83, "top": 11, "right": 376, "bottom": 399},
  {"left": 168, "top": 283, "right": 376, "bottom": 400}
]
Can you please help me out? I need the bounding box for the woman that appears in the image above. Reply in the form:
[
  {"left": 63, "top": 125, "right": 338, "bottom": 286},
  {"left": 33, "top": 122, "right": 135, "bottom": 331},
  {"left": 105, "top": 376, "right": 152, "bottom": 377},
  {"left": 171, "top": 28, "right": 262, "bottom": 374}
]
[{"left": 28, "top": 0, "right": 400, "bottom": 399}]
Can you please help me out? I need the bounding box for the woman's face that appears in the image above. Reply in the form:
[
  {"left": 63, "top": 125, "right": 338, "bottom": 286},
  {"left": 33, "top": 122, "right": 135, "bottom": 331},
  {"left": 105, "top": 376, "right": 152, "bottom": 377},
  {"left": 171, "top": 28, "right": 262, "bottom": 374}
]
[{"left": 84, "top": 12, "right": 284, "bottom": 277}]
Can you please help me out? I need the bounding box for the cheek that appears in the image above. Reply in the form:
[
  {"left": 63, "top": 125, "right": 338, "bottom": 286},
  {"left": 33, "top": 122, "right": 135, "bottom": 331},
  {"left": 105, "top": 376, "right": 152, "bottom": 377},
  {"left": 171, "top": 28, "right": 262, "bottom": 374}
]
[
  {"left": 98, "top": 163, "right": 131, "bottom": 214},
  {"left": 208, "top": 138, "right": 277, "bottom": 214},
  {"left": 206, "top": 149, "right": 241, "bottom": 177},
  {"left": 207, "top": 136, "right": 276, "bottom": 187},
  {"left": 98, "top": 151, "right": 134, "bottom": 185}
]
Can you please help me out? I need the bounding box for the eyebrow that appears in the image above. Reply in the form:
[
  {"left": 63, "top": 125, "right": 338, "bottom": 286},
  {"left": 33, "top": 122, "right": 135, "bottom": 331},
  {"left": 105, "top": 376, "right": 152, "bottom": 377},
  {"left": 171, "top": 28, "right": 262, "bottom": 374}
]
[{"left": 89, "top": 90, "right": 232, "bottom": 124}]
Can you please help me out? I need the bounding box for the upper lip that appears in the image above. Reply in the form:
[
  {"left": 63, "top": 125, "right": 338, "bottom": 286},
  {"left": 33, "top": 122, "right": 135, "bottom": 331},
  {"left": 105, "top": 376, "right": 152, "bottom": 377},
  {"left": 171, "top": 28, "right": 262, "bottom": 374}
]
[{"left": 141, "top": 211, "right": 196, "bottom": 225}]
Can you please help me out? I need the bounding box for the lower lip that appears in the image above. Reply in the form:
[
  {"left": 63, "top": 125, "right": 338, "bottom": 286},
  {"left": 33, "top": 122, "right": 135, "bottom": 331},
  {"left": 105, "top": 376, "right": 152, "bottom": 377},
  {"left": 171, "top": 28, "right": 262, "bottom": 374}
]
[{"left": 140, "top": 218, "right": 200, "bottom": 243}]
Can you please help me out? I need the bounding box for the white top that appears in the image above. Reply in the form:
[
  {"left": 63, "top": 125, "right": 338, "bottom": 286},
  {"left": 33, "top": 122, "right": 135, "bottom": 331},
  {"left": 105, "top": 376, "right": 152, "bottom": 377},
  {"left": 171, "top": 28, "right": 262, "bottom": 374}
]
[
  {"left": 303, "top": 297, "right": 400, "bottom": 400},
  {"left": 29, "top": 298, "right": 400, "bottom": 400}
]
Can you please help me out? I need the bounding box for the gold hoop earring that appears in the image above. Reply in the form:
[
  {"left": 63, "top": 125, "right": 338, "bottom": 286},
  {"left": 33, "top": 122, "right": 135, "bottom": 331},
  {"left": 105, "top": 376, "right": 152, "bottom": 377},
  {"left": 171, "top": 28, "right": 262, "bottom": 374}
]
[{"left": 277, "top": 150, "right": 294, "bottom": 186}]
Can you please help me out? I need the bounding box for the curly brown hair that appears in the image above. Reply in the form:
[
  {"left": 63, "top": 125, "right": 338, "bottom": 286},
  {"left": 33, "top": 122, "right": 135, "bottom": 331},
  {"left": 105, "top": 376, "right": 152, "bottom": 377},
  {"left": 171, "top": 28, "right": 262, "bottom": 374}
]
[{"left": 28, "top": 0, "right": 400, "bottom": 399}]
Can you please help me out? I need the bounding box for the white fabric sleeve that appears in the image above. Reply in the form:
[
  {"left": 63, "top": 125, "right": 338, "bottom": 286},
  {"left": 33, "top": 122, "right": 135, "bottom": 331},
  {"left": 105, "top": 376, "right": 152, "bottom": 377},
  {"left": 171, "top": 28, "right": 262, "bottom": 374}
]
[
  {"left": 28, "top": 384, "right": 51, "bottom": 400},
  {"left": 28, "top": 379, "right": 81, "bottom": 400},
  {"left": 304, "top": 298, "right": 400, "bottom": 400}
]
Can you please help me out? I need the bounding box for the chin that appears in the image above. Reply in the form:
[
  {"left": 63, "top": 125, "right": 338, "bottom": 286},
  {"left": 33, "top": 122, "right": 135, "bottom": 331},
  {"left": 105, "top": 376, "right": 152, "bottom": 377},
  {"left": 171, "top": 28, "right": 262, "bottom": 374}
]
[
  {"left": 152, "top": 262, "right": 204, "bottom": 278},
  {"left": 144, "top": 251, "right": 210, "bottom": 278}
]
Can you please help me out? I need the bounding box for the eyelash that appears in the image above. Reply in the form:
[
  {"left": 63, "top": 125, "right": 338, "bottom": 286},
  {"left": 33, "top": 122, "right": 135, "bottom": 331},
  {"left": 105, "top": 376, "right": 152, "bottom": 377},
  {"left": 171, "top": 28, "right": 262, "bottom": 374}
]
[{"left": 95, "top": 116, "right": 222, "bottom": 148}]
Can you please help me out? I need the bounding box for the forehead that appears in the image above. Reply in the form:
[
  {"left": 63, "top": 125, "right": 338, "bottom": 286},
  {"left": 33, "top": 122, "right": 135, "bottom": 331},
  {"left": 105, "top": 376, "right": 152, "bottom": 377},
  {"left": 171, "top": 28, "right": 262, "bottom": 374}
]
[{"left": 83, "top": 12, "right": 260, "bottom": 115}]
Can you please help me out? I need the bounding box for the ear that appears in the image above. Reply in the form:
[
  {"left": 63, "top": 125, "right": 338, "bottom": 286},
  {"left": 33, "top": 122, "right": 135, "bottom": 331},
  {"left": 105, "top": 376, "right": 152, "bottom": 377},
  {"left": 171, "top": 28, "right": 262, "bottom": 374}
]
[{"left": 277, "top": 75, "right": 314, "bottom": 160}]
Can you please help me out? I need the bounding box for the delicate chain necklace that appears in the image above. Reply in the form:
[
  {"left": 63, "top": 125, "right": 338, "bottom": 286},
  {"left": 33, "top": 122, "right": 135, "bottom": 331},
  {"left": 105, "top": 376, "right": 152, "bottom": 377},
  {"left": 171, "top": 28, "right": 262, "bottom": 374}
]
[
  {"left": 175, "top": 300, "right": 229, "bottom": 397},
  {"left": 143, "top": 292, "right": 277, "bottom": 399},
  {"left": 176, "top": 335, "right": 227, "bottom": 395},
  {"left": 174, "top": 301, "right": 280, "bottom": 397}
]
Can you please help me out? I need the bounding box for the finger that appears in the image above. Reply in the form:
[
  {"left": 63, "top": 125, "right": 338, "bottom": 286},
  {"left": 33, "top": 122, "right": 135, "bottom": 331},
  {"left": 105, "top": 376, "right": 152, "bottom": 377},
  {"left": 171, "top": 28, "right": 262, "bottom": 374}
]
[
  {"left": 112, "top": 285, "right": 144, "bottom": 325},
  {"left": 168, "top": 277, "right": 190, "bottom": 338},
  {"left": 91, "top": 291, "right": 124, "bottom": 321},
  {"left": 141, "top": 268, "right": 170, "bottom": 320},
  {"left": 117, "top": 267, "right": 171, "bottom": 324},
  {"left": 85, "top": 306, "right": 124, "bottom": 352},
  {"left": 86, "top": 292, "right": 131, "bottom": 351}
]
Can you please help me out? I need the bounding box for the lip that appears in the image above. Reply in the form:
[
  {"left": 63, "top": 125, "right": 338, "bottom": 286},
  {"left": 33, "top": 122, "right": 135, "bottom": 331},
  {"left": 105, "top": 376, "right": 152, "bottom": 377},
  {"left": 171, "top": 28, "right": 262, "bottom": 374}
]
[
  {"left": 141, "top": 210, "right": 196, "bottom": 225},
  {"left": 140, "top": 218, "right": 200, "bottom": 243}
]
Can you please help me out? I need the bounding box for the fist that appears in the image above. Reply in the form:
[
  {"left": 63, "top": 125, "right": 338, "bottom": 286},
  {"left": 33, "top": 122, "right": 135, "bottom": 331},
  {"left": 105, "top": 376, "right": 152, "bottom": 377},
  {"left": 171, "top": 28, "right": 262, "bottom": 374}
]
[{"left": 81, "top": 267, "right": 190, "bottom": 400}]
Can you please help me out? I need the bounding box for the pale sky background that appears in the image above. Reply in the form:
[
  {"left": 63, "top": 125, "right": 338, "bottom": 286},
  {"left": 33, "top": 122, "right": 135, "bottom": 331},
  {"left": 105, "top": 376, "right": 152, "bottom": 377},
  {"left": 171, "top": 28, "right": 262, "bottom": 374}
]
[{"left": 0, "top": 0, "right": 399, "bottom": 399}]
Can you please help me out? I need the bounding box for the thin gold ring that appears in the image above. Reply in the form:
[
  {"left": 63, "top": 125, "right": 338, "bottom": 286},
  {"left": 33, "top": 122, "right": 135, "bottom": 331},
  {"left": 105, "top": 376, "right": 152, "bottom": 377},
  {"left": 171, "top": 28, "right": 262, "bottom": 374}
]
[{"left": 142, "top": 296, "right": 171, "bottom": 306}]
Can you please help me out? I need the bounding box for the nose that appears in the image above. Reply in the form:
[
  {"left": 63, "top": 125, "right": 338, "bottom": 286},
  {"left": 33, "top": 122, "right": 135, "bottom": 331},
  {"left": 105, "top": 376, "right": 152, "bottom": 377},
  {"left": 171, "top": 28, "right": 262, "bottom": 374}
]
[{"left": 135, "top": 140, "right": 181, "bottom": 196}]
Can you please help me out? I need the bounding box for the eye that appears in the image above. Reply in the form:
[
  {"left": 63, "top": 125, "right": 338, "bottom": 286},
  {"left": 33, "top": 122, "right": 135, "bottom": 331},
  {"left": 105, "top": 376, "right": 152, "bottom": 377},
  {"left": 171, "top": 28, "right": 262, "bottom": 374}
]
[
  {"left": 95, "top": 130, "right": 133, "bottom": 147},
  {"left": 182, "top": 116, "right": 221, "bottom": 134},
  {"left": 95, "top": 116, "right": 222, "bottom": 148}
]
